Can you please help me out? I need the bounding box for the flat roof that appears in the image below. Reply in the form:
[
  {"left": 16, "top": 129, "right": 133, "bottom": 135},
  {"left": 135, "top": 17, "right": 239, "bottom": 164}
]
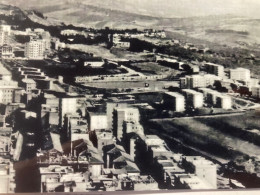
[{"left": 164, "top": 92, "right": 184, "bottom": 98}]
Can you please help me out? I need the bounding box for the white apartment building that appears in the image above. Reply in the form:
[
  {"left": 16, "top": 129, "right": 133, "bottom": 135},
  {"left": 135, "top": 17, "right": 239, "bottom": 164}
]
[
  {"left": 180, "top": 74, "right": 220, "bottom": 89},
  {"left": 182, "top": 89, "right": 204, "bottom": 108},
  {"left": 88, "top": 112, "right": 108, "bottom": 131},
  {"left": 0, "top": 25, "right": 11, "bottom": 46},
  {"left": 25, "top": 40, "right": 47, "bottom": 59},
  {"left": 216, "top": 95, "right": 232, "bottom": 109},
  {"left": 198, "top": 88, "right": 232, "bottom": 109},
  {"left": 182, "top": 156, "right": 217, "bottom": 189},
  {"left": 252, "top": 87, "right": 260, "bottom": 98},
  {"left": 205, "top": 63, "right": 224, "bottom": 78},
  {"left": 164, "top": 92, "right": 185, "bottom": 112},
  {"left": 113, "top": 107, "right": 140, "bottom": 141},
  {"left": 230, "top": 68, "right": 251, "bottom": 81},
  {"left": 60, "top": 98, "right": 77, "bottom": 125}
]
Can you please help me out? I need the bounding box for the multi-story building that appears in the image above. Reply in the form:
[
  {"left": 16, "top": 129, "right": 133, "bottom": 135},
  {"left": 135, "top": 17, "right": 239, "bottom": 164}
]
[
  {"left": 84, "top": 57, "right": 104, "bottom": 68},
  {"left": 163, "top": 92, "right": 185, "bottom": 112},
  {"left": 106, "top": 100, "right": 133, "bottom": 129},
  {"left": 182, "top": 89, "right": 204, "bottom": 108},
  {"left": 0, "top": 44, "right": 13, "bottom": 58},
  {"left": 205, "top": 63, "right": 224, "bottom": 78},
  {"left": 180, "top": 74, "right": 220, "bottom": 89},
  {"left": 60, "top": 97, "right": 77, "bottom": 126},
  {"left": 65, "top": 115, "right": 88, "bottom": 141},
  {"left": 181, "top": 156, "right": 217, "bottom": 189},
  {"left": 252, "top": 87, "right": 260, "bottom": 98},
  {"left": 87, "top": 112, "right": 108, "bottom": 131},
  {"left": 215, "top": 95, "right": 232, "bottom": 109},
  {"left": 24, "top": 39, "right": 48, "bottom": 59},
  {"left": 0, "top": 25, "right": 11, "bottom": 46},
  {"left": 21, "top": 78, "right": 36, "bottom": 93},
  {"left": 230, "top": 68, "right": 251, "bottom": 81},
  {"left": 113, "top": 107, "right": 140, "bottom": 141},
  {"left": 0, "top": 80, "right": 19, "bottom": 104},
  {"left": 198, "top": 88, "right": 232, "bottom": 109}
]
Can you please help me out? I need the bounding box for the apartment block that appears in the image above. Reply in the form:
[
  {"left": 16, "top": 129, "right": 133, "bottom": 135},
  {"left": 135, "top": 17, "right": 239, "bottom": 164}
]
[
  {"left": 164, "top": 92, "right": 185, "bottom": 112},
  {"left": 230, "top": 68, "right": 251, "bottom": 81},
  {"left": 182, "top": 89, "right": 204, "bottom": 108},
  {"left": 205, "top": 63, "right": 224, "bottom": 78},
  {"left": 180, "top": 74, "right": 220, "bottom": 89},
  {"left": 113, "top": 107, "right": 140, "bottom": 141}
]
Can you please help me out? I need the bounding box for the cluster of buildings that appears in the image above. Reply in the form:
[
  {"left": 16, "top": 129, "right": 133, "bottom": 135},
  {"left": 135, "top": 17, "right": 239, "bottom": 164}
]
[
  {"left": 0, "top": 15, "right": 258, "bottom": 193},
  {"left": 108, "top": 34, "right": 131, "bottom": 49},
  {"left": 24, "top": 28, "right": 51, "bottom": 59},
  {"left": 164, "top": 87, "right": 232, "bottom": 112}
]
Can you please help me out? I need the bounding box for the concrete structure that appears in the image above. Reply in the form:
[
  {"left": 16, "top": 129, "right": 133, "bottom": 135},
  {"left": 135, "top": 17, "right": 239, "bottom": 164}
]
[
  {"left": 164, "top": 92, "right": 185, "bottom": 112},
  {"left": 0, "top": 44, "right": 13, "bottom": 58},
  {"left": 65, "top": 115, "right": 88, "bottom": 141},
  {"left": 106, "top": 101, "right": 131, "bottom": 129},
  {"left": 215, "top": 95, "right": 232, "bottom": 109},
  {"left": 0, "top": 80, "right": 19, "bottom": 104},
  {"left": 181, "top": 156, "right": 217, "bottom": 189},
  {"left": 113, "top": 107, "right": 140, "bottom": 141},
  {"left": 180, "top": 74, "right": 220, "bottom": 89},
  {"left": 0, "top": 25, "right": 11, "bottom": 46},
  {"left": 205, "top": 63, "right": 224, "bottom": 78},
  {"left": 198, "top": 88, "right": 232, "bottom": 109},
  {"left": 0, "top": 159, "right": 15, "bottom": 193},
  {"left": 182, "top": 89, "right": 204, "bottom": 108},
  {"left": 84, "top": 58, "right": 104, "bottom": 68},
  {"left": 21, "top": 78, "right": 36, "bottom": 93},
  {"left": 95, "top": 130, "right": 114, "bottom": 152},
  {"left": 24, "top": 39, "right": 48, "bottom": 59},
  {"left": 230, "top": 68, "right": 251, "bottom": 81},
  {"left": 87, "top": 112, "right": 108, "bottom": 131},
  {"left": 60, "top": 98, "right": 77, "bottom": 126},
  {"left": 109, "top": 34, "right": 130, "bottom": 49},
  {"left": 252, "top": 87, "right": 260, "bottom": 98}
]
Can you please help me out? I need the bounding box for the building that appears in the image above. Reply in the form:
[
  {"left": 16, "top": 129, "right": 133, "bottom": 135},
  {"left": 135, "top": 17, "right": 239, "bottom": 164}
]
[
  {"left": 0, "top": 25, "right": 11, "bottom": 46},
  {"left": 24, "top": 39, "right": 48, "bottom": 59},
  {"left": 252, "top": 87, "right": 260, "bottom": 98},
  {"left": 182, "top": 89, "right": 204, "bottom": 108},
  {"left": 84, "top": 57, "right": 104, "bottom": 68},
  {"left": 95, "top": 129, "right": 114, "bottom": 152},
  {"left": 215, "top": 95, "right": 232, "bottom": 109},
  {"left": 163, "top": 92, "right": 185, "bottom": 112},
  {"left": 180, "top": 74, "right": 220, "bottom": 89},
  {"left": 60, "top": 97, "right": 77, "bottom": 126},
  {"left": 0, "top": 158, "right": 15, "bottom": 193},
  {"left": 87, "top": 112, "right": 108, "bottom": 131},
  {"left": 109, "top": 34, "right": 130, "bottom": 49},
  {"left": 0, "top": 44, "right": 13, "bottom": 58},
  {"left": 198, "top": 88, "right": 232, "bottom": 109},
  {"left": 0, "top": 80, "right": 19, "bottom": 104},
  {"left": 205, "top": 63, "right": 224, "bottom": 78},
  {"left": 21, "top": 78, "right": 36, "bottom": 93},
  {"left": 181, "top": 156, "right": 217, "bottom": 189},
  {"left": 65, "top": 115, "right": 88, "bottom": 141},
  {"left": 230, "top": 68, "right": 251, "bottom": 81},
  {"left": 113, "top": 107, "right": 140, "bottom": 141}
]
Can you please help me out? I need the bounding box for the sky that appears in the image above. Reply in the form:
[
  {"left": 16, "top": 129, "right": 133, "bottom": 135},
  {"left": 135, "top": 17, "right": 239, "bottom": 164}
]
[{"left": 1, "top": 0, "right": 260, "bottom": 18}]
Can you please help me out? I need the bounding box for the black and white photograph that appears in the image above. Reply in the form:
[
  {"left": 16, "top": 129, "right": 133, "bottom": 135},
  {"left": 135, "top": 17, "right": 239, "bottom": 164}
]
[{"left": 0, "top": 0, "right": 260, "bottom": 194}]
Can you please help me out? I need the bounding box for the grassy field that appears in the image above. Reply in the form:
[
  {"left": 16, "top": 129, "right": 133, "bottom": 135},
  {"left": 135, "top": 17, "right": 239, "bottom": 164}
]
[{"left": 148, "top": 110, "right": 260, "bottom": 173}]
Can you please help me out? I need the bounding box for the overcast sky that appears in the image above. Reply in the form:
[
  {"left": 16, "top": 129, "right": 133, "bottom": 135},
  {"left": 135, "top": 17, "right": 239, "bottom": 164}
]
[{"left": 3, "top": 0, "right": 260, "bottom": 18}]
